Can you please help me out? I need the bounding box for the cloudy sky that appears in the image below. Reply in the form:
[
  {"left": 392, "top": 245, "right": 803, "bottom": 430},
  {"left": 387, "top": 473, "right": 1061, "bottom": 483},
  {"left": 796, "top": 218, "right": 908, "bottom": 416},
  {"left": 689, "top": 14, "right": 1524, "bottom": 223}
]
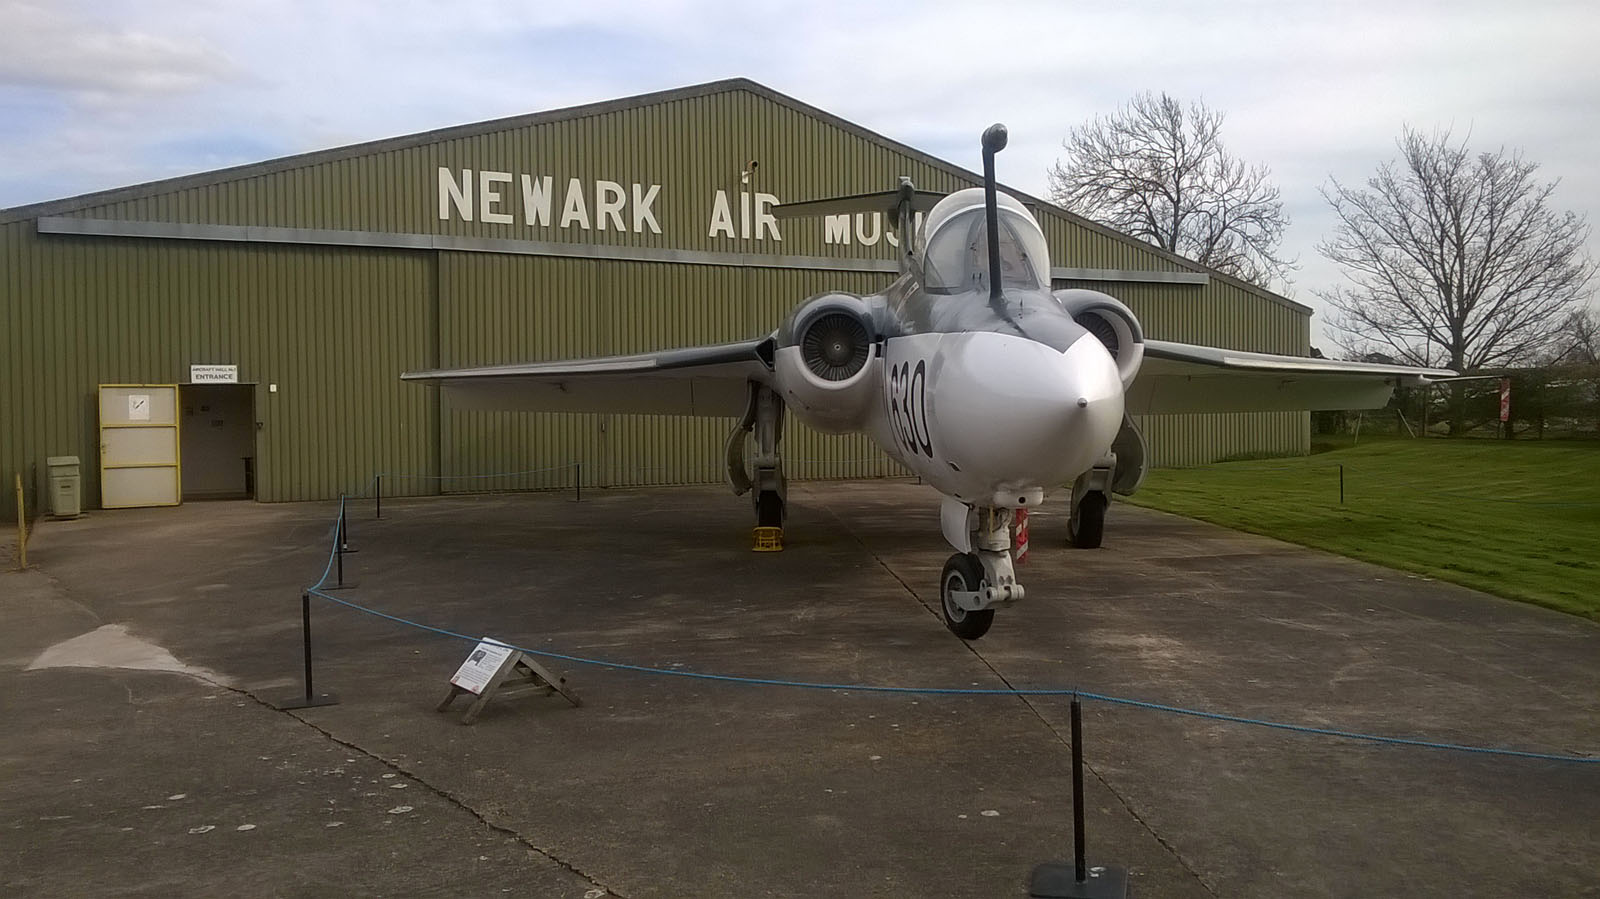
[{"left": 3, "top": 0, "right": 1595, "bottom": 344}]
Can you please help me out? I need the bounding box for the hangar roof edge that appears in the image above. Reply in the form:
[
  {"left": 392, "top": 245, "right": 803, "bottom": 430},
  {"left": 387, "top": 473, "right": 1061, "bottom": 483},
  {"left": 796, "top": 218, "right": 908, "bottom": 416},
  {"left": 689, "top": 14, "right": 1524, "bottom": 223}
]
[{"left": 0, "top": 77, "right": 1310, "bottom": 316}]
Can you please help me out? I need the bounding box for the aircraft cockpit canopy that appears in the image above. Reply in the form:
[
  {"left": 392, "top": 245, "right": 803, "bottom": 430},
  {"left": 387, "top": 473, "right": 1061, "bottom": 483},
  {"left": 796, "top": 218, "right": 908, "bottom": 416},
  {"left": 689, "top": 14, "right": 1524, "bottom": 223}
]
[{"left": 918, "top": 188, "right": 1051, "bottom": 295}]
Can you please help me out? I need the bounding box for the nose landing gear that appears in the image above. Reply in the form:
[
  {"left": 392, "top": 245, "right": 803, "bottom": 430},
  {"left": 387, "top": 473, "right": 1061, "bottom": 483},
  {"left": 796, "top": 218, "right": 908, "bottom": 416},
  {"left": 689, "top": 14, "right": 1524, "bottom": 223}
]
[
  {"left": 938, "top": 504, "right": 1025, "bottom": 640},
  {"left": 940, "top": 554, "right": 995, "bottom": 639}
]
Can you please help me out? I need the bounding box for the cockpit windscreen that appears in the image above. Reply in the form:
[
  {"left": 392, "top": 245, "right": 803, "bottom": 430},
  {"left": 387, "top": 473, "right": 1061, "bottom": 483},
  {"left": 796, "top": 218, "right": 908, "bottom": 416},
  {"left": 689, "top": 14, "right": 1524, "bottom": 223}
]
[{"left": 918, "top": 190, "right": 1051, "bottom": 295}]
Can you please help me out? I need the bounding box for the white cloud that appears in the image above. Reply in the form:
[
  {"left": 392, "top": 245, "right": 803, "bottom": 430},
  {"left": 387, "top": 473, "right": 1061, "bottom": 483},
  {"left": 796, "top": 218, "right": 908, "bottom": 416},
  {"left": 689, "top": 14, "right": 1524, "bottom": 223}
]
[
  {"left": 0, "top": 0, "right": 236, "bottom": 97},
  {"left": 2, "top": 0, "right": 1595, "bottom": 328}
]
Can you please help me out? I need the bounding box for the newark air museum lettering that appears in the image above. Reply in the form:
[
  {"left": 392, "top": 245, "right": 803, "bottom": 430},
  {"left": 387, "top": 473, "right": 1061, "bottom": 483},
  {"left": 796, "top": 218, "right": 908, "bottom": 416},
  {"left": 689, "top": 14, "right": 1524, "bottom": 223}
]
[{"left": 437, "top": 167, "right": 910, "bottom": 248}]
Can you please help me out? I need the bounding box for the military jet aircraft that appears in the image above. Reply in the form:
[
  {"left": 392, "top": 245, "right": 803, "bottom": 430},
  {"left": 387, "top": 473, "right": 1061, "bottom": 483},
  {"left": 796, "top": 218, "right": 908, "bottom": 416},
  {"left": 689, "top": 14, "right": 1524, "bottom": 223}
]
[{"left": 404, "top": 125, "right": 1455, "bottom": 640}]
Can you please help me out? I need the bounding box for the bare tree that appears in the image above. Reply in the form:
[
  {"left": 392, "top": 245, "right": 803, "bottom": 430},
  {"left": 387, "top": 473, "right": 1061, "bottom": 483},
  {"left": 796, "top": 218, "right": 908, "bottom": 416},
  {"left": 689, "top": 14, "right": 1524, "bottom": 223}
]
[
  {"left": 1547, "top": 308, "right": 1599, "bottom": 364},
  {"left": 1319, "top": 127, "right": 1595, "bottom": 376},
  {"left": 1047, "top": 92, "right": 1293, "bottom": 289}
]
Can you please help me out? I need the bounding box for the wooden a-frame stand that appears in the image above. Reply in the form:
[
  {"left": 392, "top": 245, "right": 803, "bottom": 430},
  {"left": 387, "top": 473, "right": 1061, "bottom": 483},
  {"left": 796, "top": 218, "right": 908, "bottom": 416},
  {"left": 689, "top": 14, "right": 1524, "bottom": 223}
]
[{"left": 437, "top": 650, "right": 580, "bottom": 725}]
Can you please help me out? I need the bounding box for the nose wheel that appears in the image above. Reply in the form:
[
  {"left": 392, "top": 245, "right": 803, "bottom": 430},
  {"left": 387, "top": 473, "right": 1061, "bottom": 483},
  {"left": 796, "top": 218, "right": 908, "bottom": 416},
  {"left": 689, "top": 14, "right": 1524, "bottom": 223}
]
[{"left": 940, "top": 553, "right": 996, "bottom": 640}]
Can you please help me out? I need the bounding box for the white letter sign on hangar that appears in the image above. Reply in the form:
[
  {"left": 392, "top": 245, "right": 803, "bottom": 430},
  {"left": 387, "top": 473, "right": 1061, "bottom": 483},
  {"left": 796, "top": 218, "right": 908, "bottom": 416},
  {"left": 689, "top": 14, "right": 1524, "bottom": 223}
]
[
  {"left": 435, "top": 166, "right": 925, "bottom": 254},
  {"left": 438, "top": 168, "right": 662, "bottom": 234},
  {"left": 435, "top": 168, "right": 788, "bottom": 247}
]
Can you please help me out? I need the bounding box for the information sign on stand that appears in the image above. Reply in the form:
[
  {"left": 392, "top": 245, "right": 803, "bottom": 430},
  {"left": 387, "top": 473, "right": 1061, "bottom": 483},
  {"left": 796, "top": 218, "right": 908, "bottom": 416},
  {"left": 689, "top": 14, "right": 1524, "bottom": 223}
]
[{"left": 438, "top": 638, "right": 580, "bottom": 725}]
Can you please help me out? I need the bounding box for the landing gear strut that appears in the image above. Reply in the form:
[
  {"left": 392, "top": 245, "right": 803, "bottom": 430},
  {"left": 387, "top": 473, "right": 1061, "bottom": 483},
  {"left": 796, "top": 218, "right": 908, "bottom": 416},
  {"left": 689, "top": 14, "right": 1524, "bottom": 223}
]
[
  {"left": 726, "top": 384, "right": 787, "bottom": 544},
  {"left": 1069, "top": 492, "right": 1106, "bottom": 548},
  {"left": 1069, "top": 462, "right": 1114, "bottom": 549},
  {"left": 940, "top": 554, "right": 993, "bottom": 640},
  {"left": 750, "top": 385, "right": 786, "bottom": 532},
  {"left": 937, "top": 502, "right": 1026, "bottom": 640}
]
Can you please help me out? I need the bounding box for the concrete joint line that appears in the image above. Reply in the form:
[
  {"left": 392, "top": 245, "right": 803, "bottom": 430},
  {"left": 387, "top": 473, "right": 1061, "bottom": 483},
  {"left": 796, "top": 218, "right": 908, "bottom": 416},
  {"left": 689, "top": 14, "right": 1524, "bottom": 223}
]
[
  {"left": 813, "top": 491, "right": 1220, "bottom": 897},
  {"left": 233, "top": 684, "right": 628, "bottom": 898}
]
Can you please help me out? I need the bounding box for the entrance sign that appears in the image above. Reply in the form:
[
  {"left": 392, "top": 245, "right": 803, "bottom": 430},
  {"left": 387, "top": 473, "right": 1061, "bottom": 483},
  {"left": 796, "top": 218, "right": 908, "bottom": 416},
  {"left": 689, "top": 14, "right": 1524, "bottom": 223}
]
[{"left": 190, "top": 364, "right": 239, "bottom": 384}]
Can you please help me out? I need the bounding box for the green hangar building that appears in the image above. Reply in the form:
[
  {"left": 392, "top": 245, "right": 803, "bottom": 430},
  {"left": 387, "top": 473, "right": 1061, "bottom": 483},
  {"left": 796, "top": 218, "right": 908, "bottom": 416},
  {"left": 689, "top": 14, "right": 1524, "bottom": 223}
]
[{"left": 0, "top": 79, "right": 1312, "bottom": 512}]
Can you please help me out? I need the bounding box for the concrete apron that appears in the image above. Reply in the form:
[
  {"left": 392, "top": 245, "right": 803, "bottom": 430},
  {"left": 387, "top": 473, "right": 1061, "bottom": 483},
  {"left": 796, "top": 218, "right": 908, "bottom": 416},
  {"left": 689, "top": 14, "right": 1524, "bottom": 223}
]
[{"left": 4, "top": 482, "right": 1597, "bottom": 898}]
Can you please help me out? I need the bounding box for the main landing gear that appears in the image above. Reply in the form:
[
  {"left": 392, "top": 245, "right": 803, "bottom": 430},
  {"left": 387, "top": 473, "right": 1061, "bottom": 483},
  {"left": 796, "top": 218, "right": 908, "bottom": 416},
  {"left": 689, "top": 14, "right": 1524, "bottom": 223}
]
[
  {"left": 1069, "top": 491, "right": 1106, "bottom": 548},
  {"left": 726, "top": 384, "right": 787, "bottom": 548},
  {"left": 1069, "top": 461, "right": 1114, "bottom": 549},
  {"left": 938, "top": 503, "right": 1026, "bottom": 641}
]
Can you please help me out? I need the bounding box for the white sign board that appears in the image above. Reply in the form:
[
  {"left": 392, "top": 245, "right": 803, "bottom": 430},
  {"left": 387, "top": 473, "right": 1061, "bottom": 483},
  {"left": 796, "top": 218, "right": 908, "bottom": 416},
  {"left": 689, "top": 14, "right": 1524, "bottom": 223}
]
[
  {"left": 189, "top": 364, "right": 239, "bottom": 384},
  {"left": 450, "top": 639, "right": 515, "bottom": 695},
  {"left": 128, "top": 394, "right": 150, "bottom": 421}
]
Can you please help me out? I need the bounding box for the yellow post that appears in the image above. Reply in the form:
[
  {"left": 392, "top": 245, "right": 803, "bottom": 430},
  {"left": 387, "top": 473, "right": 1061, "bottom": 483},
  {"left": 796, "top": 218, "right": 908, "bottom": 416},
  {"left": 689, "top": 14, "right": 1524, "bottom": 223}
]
[{"left": 13, "top": 472, "right": 27, "bottom": 570}]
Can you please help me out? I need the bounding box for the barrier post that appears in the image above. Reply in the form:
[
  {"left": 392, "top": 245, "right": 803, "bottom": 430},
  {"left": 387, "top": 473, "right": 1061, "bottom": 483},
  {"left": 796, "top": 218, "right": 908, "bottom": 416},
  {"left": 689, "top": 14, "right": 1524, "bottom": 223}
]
[
  {"left": 326, "top": 499, "right": 358, "bottom": 591},
  {"left": 375, "top": 474, "right": 382, "bottom": 519},
  {"left": 1339, "top": 465, "right": 1345, "bottom": 505},
  {"left": 13, "top": 473, "right": 27, "bottom": 571},
  {"left": 1027, "top": 696, "right": 1126, "bottom": 898},
  {"left": 272, "top": 592, "right": 338, "bottom": 709},
  {"left": 574, "top": 461, "right": 582, "bottom": 503},
  {"left": 301, "top": 593, "right": 314, "bottom": 698},
  {"left": 1071, "top": 697, "right": 1087, "bottom": 882}
]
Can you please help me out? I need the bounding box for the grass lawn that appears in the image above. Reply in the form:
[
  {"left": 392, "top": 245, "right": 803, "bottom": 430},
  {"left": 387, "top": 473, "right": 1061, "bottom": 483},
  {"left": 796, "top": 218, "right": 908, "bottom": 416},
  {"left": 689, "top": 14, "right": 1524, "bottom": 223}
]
[{"left": 1124, "top": 437, "right": 1600, "bottom": 620}]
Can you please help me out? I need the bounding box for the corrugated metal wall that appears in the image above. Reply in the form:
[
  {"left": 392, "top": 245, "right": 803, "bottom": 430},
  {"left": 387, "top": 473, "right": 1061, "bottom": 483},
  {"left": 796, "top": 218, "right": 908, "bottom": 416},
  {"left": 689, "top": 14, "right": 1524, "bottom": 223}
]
[
  {"left": 0, "top": 81, "right": 1310, "bottom": 509},
  {"left": 0, "top": 221, "right": 435, "bottom": 505}
]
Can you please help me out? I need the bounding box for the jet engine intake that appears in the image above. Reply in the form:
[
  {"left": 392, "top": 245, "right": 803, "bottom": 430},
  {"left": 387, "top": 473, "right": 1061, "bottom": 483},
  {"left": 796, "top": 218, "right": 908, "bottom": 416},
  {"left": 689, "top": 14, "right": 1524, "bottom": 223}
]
[
  {"left": 801, "top": 309, "right": 870, "bottom": 382},
  {"left": 774, "top": 293, "right": 881, "bottom": 433},
  {"left": 1055, "top": 289, "right": 1145, "bottom": 389}
]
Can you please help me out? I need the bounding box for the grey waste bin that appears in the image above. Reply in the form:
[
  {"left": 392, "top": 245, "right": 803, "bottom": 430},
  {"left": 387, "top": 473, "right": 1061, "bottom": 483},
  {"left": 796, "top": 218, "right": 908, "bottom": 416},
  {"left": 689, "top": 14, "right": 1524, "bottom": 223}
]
[{"left": 47, "top": 456, "right": 81, "bottom": 518}]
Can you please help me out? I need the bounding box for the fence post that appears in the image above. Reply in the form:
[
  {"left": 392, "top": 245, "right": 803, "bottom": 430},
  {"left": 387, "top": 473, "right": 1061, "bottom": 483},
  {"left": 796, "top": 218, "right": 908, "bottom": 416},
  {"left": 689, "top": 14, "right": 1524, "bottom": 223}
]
[{"left": 375, "top": 474, "right": 382, "bottom": 519}]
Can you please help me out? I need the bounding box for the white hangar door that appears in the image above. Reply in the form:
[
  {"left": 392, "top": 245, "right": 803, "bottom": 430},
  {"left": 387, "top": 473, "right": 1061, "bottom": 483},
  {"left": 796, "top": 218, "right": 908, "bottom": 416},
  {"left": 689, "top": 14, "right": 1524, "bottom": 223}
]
[{"left": 99, "top": 384, "right": 181, "bottom": 508}]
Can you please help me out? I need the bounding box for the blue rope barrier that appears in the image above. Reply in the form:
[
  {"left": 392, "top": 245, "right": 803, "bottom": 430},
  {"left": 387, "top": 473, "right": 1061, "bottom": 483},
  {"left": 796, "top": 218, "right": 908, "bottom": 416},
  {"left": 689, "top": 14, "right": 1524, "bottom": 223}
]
[
  {"left": 302, "top": 582, "right": 1597, "bottom": 765},
  {"left": 302, "top": 481, "right": 1597, "bottom": 765}
]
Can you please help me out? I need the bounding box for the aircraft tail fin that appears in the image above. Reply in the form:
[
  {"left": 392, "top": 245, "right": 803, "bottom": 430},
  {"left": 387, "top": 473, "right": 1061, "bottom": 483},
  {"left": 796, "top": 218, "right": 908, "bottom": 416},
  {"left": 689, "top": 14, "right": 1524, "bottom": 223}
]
[
  {"left": 769, "top": 183, "right": 943, "bottom": 224},
  {"left": 774, "top": 178, "right": 938, "bottom": 280}
]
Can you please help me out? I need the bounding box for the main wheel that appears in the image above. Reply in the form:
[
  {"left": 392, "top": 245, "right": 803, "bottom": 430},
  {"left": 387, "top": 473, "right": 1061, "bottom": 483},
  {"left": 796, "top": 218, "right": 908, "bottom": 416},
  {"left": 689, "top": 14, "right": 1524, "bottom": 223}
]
[
  {"left": 756, "top": 491, "right": 784, "bottom": 528},
  {"left": 940, "top": 553, "right": 995, "bottom": 640},
  {"left": 1069, "top": 492, "right": 1107, "bottom": 548}
]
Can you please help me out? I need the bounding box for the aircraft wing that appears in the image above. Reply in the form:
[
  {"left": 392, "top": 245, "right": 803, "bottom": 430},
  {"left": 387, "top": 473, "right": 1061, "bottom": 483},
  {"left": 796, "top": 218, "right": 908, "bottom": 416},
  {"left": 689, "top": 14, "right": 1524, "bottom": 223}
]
[
  {"left": 1126, "top": 339, "right": 1458, "bottom": 415},
  {"left": 401, "top": 338, "right": 773, "bottom": 416}
]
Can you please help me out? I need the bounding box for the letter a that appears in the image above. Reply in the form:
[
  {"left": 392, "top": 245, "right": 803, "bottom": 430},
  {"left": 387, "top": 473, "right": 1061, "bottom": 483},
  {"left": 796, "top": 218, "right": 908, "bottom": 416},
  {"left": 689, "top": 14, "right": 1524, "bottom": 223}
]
[
  {"left": 708, "top": 190, "right": 736, "bottom": 238},
  {"left": 560, "top": 178, "right": 591, "bottom": 230}
]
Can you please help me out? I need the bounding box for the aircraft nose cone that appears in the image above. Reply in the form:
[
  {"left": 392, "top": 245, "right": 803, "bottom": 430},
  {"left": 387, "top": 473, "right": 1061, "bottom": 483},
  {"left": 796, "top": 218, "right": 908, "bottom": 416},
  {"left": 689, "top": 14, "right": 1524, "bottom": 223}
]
[{"left": 928, "top": 332, "right": 1124, "bottom": 492}]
